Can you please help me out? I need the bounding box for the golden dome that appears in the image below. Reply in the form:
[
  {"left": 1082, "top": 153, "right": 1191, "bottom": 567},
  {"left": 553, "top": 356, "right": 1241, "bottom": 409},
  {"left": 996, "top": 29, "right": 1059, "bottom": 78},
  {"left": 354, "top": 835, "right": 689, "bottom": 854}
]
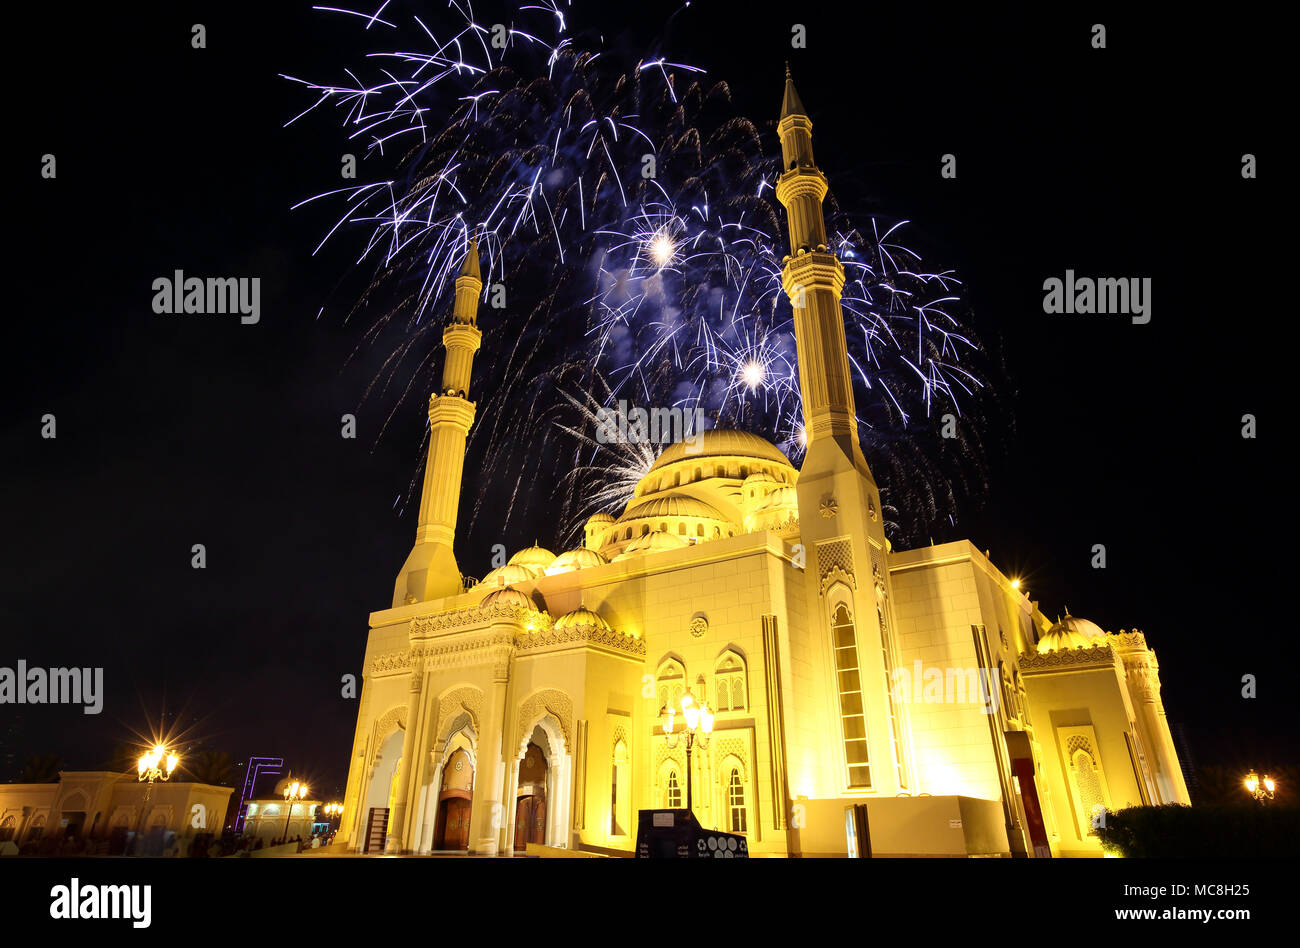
[
  {"left": 481, "top": 563, "right": 542, "bottom": 588},
  {"left": 554, "top": 605, "right": 612, "bottom": 633},
  {"left": 623, "top": 530, "right": 689, "bottom": 554},
  {"left": 508, "top": 544, "right": 558, "bottom": 570},
  {"left": 480, "top": 586, "right": 536, "bottom": 611},
  {"left": 758, "top": 485, "right": 799, "bottom": 509},
  {"left": 546, "top": 548, "right": 610, "bottom": 575},
  {"left": 619, "top": 495, "right": 728, "bottom": 523},
  {"left": 585, "top": 512, "right": 616, "bottom": 524},
  {"left": 647, "top": 429, "right": 792, "bottom": 474},
  {"left": 1037, "top": 614, "right": 1108, "bottom": 653}
]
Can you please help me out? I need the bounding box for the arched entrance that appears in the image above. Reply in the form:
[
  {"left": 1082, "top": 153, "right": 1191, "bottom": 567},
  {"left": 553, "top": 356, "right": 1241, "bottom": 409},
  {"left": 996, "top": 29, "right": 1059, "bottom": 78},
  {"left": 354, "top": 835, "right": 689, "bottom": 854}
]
[
  {"left": 432, "top": 747, "right": 474, "bottom": 851},
  {"left": 506, "top": 714, "right": 572, "bottom": 850},
  {"left": 361, "top": 728, "right": 404, "bottom": 854},
  {"left": 514, "top": 740, "right": 549, "bottom": 851}
]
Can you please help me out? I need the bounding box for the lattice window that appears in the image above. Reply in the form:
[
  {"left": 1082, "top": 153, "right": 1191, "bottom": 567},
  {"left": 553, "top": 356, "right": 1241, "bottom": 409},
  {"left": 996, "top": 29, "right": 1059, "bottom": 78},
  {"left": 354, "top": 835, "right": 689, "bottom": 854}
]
[
  {"left": 817, "top": 539, "right": 853, "bottom": 582},
  {"left": 878, "top": 605, "right": 907, "bottom": 789}
]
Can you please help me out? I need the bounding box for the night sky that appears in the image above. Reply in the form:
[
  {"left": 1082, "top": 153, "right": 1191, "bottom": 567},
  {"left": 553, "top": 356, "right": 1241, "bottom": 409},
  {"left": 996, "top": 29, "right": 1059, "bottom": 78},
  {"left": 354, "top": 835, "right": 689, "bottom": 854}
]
[{"left": 4, "top": 2, "right": 1287, "bottom": 802}]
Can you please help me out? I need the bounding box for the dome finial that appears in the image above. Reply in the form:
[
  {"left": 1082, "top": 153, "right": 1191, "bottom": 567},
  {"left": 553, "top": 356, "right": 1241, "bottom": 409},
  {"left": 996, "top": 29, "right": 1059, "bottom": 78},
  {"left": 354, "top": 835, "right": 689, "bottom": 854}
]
[{"left": 780, "top": 63, "right": 807, "bottom": 120}]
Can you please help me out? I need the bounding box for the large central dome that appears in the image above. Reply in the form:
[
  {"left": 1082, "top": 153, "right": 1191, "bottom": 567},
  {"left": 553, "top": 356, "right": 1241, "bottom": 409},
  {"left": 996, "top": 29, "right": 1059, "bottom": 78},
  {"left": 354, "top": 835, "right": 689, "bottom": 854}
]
[{"left": 647, "top": 429, "right": 792, "bottom": 473}]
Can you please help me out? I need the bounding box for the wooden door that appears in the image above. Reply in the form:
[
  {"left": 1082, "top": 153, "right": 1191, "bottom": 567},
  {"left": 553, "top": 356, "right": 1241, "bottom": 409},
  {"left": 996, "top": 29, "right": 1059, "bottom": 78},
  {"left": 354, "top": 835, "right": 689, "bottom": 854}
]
[
  {"left": 513, "top": 795, "right": 546, "bottom": 850},
  {"left": 436, "top": 797, "right": 471, "bottom": 850}
]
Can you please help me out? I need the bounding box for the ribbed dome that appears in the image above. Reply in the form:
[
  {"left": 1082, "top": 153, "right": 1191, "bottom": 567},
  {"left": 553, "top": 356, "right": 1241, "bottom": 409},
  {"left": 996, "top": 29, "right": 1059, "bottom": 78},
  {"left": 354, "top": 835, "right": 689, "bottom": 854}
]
[
  {"left": 619, "top": 495, "right": 727, "bottom": 522},
  {"left": 481, "top": 563, "right": 541, "bottom": 589},
  {"left": 648, "top": 429, "right": 792, "bottom": 473},
  {"left": 1037, "top": 614, "right": 1108, "bottom": 654},
  {"left": 546, "top": 547, "right": 610, "bottom": 575},
  {"left": 554, "top": 605, "right": 611, "bottom": 633},
  {"left": 508, "top": 544, "right": 558, "bottom": 570},
  {"left": 624, "top": 530, "right": 689, "bottom": 553},
  {"left": 480, "top": 586, "right": 536, "bottom": 611},
  {"left": 585, "top": 512, "right": 616, "bottom": 524},
  {"left": 758, "top": 485, "right": 798, "bottom": 509}
]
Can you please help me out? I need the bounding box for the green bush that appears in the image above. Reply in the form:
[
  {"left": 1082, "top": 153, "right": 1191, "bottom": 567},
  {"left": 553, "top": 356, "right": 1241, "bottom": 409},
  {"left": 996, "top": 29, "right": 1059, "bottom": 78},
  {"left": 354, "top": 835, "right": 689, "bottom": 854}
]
[{"left": 1096, "top": 803, "right": 1300, "bottom": 858}]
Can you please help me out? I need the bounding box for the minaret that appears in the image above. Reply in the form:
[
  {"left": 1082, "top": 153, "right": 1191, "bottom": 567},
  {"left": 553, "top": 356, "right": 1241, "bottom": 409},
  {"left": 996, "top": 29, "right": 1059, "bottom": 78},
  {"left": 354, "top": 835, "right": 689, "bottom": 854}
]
[
  {"left": 392, "top": 240, "right": 483, "bottom": 607},
  {"left": 778, "top": 69, "right": 916, "bottom": 798},
  {"left": 776, "top": 64, "right": 867, "bottom": 472}
]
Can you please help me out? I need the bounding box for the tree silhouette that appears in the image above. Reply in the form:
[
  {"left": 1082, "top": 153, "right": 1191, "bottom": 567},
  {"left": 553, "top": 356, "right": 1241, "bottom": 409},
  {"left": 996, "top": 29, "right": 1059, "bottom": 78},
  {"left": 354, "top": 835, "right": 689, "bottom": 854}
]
[
  {"left": 17, "top": 755, "right": 62, "bottom": 783},
  {"left": 185, "top": 751, "right": 237, "bottom": 787}
]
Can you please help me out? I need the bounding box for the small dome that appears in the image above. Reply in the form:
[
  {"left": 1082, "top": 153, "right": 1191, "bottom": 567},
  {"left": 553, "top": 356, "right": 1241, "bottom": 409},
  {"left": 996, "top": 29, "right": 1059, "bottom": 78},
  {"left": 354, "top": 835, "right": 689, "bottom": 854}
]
[
  {"left": 480, "top": 586, "right": 536, "bottom": 611},
  {"left": 481, "top": 562, "right": 542, "bottom": 589},
  {"left": 1037, "top": 613, "right": 1108, "bottom": 653},
  {"left": 585, "top": 512, "right": 616, "bottom": 524},
  {"left": 624, "top": 530, "right": 689, "bottom": 553},
  {"left": 758, "top": 485, "right": 798, "bottom": 510},
  {"left": 554, "top": 605, "right": 611, "bottom": 633},
  {"left": 272, "top": 777, "right": 312, "bottom": 798},
  {"left": 619, "top": 495, "right": 727, "bottom": 522},
  {"left": 546, "top": 547, "right": 610, "bottom": 575},
  {"left": 508, "top": 544, "right": 558, "bottom": 570},
  {"left": 743, "top": 471, "right": 779, "bottom": 486}
]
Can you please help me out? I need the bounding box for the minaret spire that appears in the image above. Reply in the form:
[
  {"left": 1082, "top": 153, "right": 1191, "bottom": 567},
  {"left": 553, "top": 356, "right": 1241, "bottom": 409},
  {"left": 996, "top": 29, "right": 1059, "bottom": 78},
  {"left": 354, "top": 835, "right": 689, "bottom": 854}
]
[
  {"left": 775, "top": 68, "right": 864, "bottom": 466},
  {"left": 393, "top": 238, "right": 484, "bottom": 606}
]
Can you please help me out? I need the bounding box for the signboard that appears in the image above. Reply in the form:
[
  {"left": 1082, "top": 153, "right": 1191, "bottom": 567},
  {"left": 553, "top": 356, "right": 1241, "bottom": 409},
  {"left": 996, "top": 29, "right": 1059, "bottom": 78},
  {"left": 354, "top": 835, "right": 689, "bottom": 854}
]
[{"left": 635, "top": 809, "right": 749, "bottom": 859}]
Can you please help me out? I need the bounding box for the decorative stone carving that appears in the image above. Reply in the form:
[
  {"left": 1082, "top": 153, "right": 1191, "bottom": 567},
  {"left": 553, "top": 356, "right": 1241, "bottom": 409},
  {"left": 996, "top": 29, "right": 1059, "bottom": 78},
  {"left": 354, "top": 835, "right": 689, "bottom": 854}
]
[
  {"left": 513, "top": 625, "right": 646, "bottom": 658},
  {"left": 436, "top": 687, "right": 484, "bottom": 739},
  {"left": 690, "top": 616, "right": 708, "bottom": 638},
  {"left": 819, "top": 497, "right": 839, "bottom": 518},
  {"left": 1018, "top": 644, "right": 1116, "bottom": 671},
  {"left": 515, "top": 689, "right": 574, "bottom": 752}
]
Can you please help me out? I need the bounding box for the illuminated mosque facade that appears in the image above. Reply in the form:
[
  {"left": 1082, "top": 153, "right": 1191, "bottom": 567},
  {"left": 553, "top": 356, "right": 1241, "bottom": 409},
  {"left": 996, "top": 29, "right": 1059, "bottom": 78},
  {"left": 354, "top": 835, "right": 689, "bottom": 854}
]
[{"left": 338, "top": 71, "right": 1190, "bottom": 858}]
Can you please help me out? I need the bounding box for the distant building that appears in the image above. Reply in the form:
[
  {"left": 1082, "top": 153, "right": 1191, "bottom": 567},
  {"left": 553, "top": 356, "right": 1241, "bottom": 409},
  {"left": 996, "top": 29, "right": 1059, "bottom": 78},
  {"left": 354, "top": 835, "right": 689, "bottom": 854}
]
[
  {"left": 0, "top": 772, "right": 233, "bottom": 851},
  {"left": 241, "top": 778, "right": 321, "bottom": 844}
]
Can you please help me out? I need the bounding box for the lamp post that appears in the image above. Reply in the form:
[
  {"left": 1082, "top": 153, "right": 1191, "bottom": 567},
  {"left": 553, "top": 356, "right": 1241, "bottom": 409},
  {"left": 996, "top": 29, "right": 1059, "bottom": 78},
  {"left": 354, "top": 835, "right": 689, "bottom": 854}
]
[
  {"left": 660, "top": 690, "right": 715, "bottom": 813},
  {"left": 280, "top": 779, "right": 308, "bottom": 844},
  {"left": 1244, "top": 770, "right": 1277, "bottom": 803},
  {"left": 135, "top": 744, "right": 179, "bottom": 854}
]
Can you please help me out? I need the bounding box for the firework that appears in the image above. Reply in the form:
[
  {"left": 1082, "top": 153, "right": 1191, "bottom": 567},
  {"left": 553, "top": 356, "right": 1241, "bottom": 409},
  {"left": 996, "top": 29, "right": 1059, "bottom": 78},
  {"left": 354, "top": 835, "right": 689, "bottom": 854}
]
[{"left": 286, "top": 0, "right": 993, "bottom": 547}]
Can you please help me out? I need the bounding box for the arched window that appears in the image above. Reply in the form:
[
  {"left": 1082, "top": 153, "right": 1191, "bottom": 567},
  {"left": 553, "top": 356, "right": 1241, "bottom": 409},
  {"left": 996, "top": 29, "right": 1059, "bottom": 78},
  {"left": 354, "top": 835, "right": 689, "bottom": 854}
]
[
  {"left": 727, "top": 769, "right": 747, "bottom": 833},
  {"left": 624, "top": 527, "right": 632, "bottom": 540},
  {"left": 666, "top": 770, "right": 682, "bottom": 808},
  {"left": 696, "top": 524, "right": 705, "bottom": 537},
  {"left": 713, "top": 526, "right": 721, "bottom": 537},
  {"left": 693, "top": 467, "right": 702, "bottom": 482},
  {"left": 659, "top": 522, "right": 667, "bottom": 533},
  {"left": 715, "top": 465, "right": 725, "bottom": 478},
  {"left": 657, "top": 658, "right": 686, "bottom": 710},
  {"left": 715, "top": 651, "right": 747, "bottom": 712},
  {"left": 611, "top": 740, "right": 629, "bottom": 837},
  {"left": 739, "top": 465, "right": 749, "bottom": 478},
  {"left": 832, "top": 604, "right": 871, "bottom": 788},
  {"left": 678, "top": 523, "right": 686, "bottom": 536},
  {"left": 641, "top": 524, "right": 650, "bottom": 536}
]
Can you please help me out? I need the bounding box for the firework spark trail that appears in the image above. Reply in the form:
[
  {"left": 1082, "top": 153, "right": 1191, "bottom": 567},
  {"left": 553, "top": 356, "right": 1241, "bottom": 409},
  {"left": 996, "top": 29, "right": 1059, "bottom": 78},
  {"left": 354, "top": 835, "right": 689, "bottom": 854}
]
[{"left": 287, "top": 0, "right": 994, "bottom": 547}]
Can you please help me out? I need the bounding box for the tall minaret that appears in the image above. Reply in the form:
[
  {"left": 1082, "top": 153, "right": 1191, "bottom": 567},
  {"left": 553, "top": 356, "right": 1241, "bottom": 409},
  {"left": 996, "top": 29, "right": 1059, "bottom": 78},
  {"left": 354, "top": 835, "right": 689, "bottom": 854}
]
[
  {"left": 776, "top": 64, "right": 867, "bottom": 473},
  {"left": 392, "top": 241, "right": 483, "bottom": 607},
  {"left": 778, "top": 69, "right": 915, "bottom": 798}
]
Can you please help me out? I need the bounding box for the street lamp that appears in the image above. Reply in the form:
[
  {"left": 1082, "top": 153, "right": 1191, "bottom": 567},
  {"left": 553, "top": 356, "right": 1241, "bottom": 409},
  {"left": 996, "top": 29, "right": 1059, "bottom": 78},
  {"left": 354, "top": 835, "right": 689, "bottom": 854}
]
[
  {"left": 323, "top": 802, "right": 343, "bottom": 835},
  {"left": 280, "top": 779, "right": 308, "bottom": 844},
  {"left": 660, "top": 690, "right": 715, "bottom": 813},
  {"left": 135, "top": 743, "right": 179, "bottom": 853},
  {"left": 1244, "top": 770, "right": 1277, "bottom": 802}
]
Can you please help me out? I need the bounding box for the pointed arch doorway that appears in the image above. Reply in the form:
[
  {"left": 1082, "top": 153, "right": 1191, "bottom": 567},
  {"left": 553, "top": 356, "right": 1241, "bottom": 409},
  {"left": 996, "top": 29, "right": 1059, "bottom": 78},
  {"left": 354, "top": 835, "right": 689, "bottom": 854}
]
[
  {"left": 514, "top": 740, "right": 548, "bottom": 851},
  {"left": 432, "top": 747, "right": 474, "bottom": 851}
]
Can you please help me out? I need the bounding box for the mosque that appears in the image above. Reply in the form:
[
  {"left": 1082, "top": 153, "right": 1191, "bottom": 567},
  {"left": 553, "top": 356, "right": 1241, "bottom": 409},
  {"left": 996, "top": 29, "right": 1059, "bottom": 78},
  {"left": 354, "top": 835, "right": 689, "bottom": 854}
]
[{"left": 337, "top": 70, "right": 1190, "bottom": 858}]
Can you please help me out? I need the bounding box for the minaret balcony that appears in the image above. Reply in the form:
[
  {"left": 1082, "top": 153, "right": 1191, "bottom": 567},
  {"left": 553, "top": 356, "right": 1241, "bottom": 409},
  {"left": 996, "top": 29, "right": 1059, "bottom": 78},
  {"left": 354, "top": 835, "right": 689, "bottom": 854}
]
[{"left": 781, "top": 251, "right": 845, "bottom": 298}]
